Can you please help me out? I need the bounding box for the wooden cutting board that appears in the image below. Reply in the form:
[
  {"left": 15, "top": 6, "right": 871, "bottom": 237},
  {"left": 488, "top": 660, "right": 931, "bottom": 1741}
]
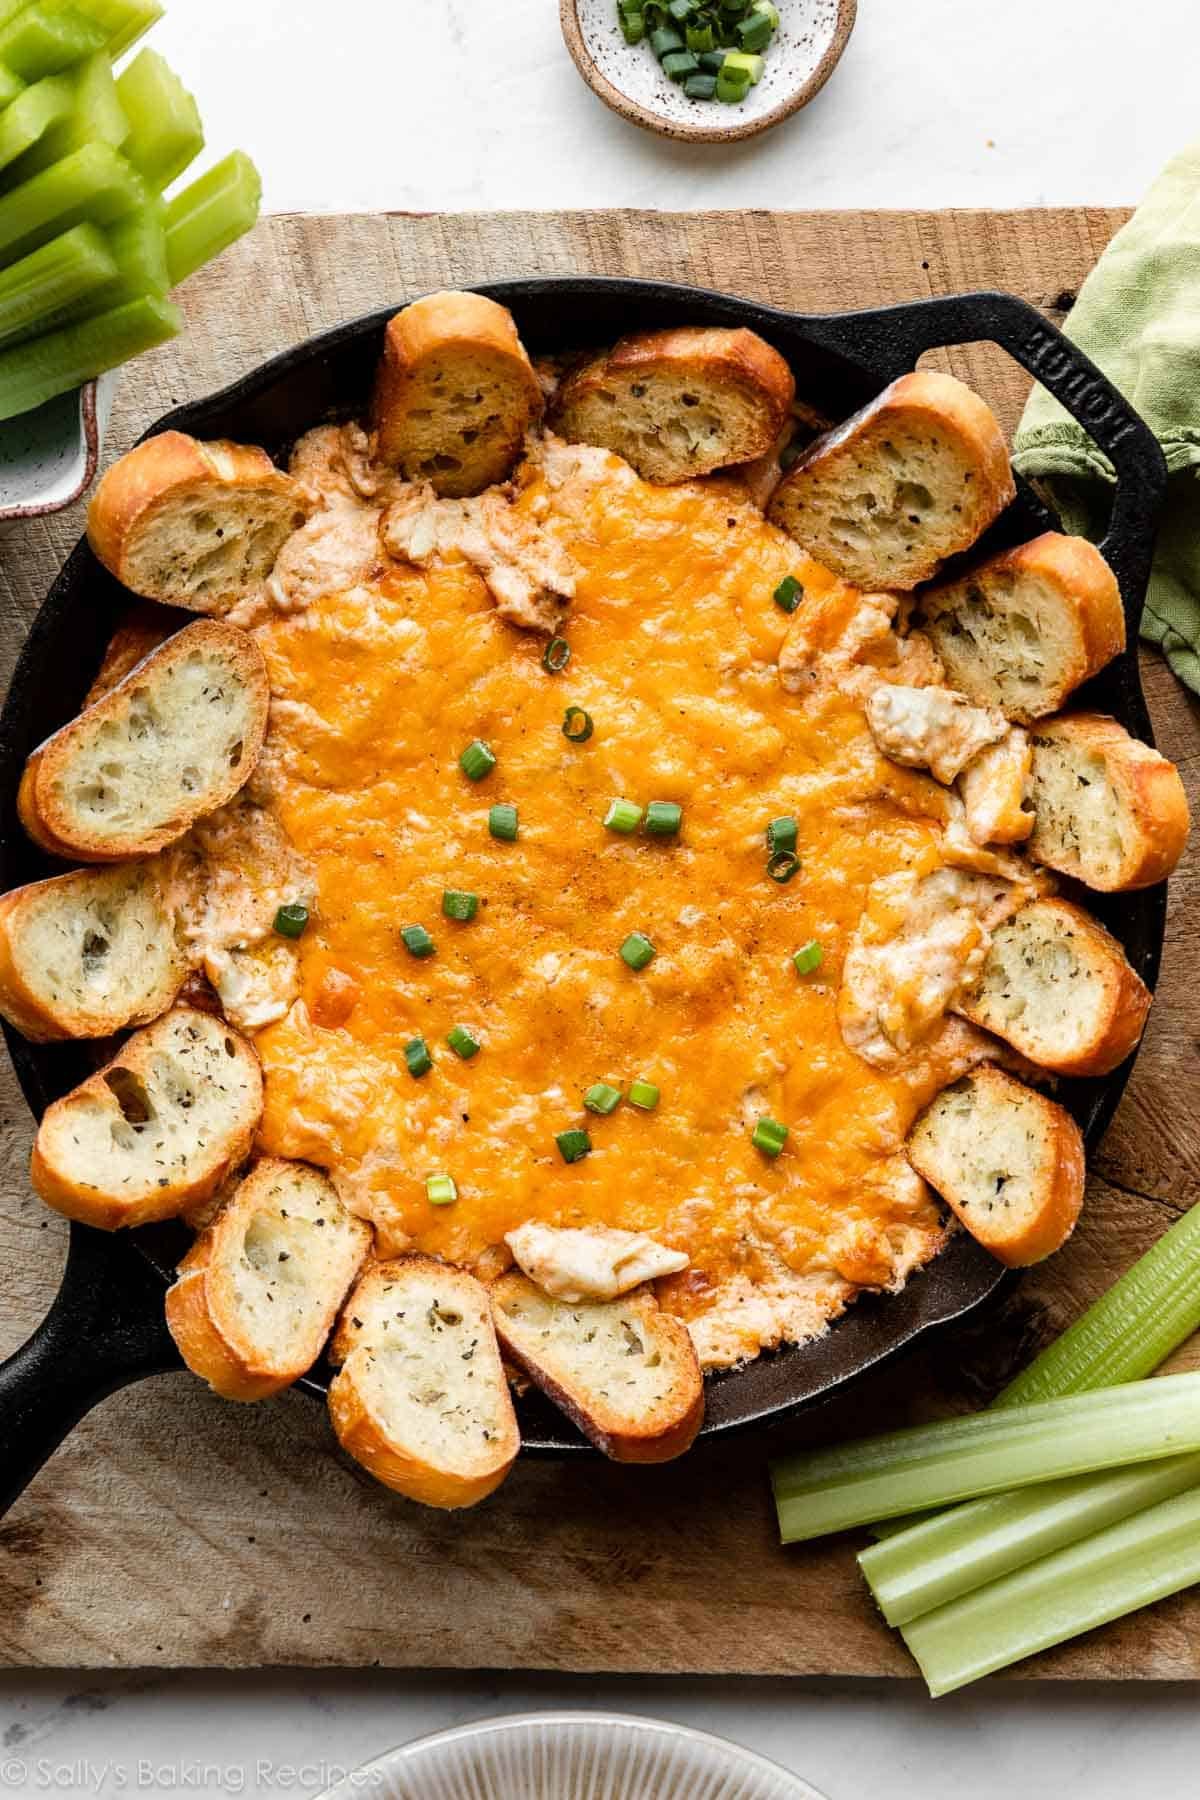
[{"left": 3, "top": 206, "right": 1200, "bottom": 1679}]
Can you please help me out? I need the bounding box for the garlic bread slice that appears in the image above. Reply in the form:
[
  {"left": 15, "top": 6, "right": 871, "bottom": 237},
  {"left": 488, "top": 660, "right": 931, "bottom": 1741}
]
[{"left": 1026, "top": 712, "right": 1189, "bottom": 890}]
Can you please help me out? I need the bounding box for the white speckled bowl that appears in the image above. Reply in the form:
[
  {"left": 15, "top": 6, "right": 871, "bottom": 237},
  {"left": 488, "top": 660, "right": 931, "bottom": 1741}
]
[
  {"left": 0, "top": 372, "right": 116, "bottom": 530},
  {"left": 562, "top": 0, "right": 856, "bottom": 142},
  {"left": 315, "top": 1712, "right": 830, "bottom": 1800}
]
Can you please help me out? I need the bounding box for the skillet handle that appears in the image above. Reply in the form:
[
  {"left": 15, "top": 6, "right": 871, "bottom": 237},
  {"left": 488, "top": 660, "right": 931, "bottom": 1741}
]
[
  {"left": 801, "top": 291, "right": 1167, "bottom": 638},
  {"left": 0, "top": 1221, "right": 180, "bottom": 1517}
]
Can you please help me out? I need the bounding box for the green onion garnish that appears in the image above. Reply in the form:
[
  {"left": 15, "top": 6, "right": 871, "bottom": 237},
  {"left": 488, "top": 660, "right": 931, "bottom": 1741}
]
[
  {"left": 629, "top": 1078, "right": 660, "bottom": 1110},
  {"left": 488, "top": 803, "right": 518, "bottom": 841},
  {"left": 400, "top": 924, "right": 435, "bottom": 959},
  {"left": 619, "top": 8, "right": 645, "bottom": 40},
  {"left": 273, "top": 902, "right": 308, "bottom": 939},
  {"left": 752, "top": 0, "right": 780, "bottom": 23},
  {"left": 724, "top": 47, "right": 765, "bottom": 81},
  {"left": 683, "top": 70, "right": 718, "bottom": 98},
  {"left": 793, "top": 940, "right": 823, "bottom": 976},
  {"left": 685, "top": 21, "right": 714, "bottom": 50},
  {"left": 698, "top": 47, "right": 726, "bottom": 70},
  {"left": 774, "top": 574, "right": 804, "bottom": 613},
  {"left": 667, "top": 0, "right": 694, "bottom": 19},
  {"left": 737, "top": 10, "right": 771, "bottom": 49},
  {"left": 542, "top": 635, "right": 571, "bottom": 674},
  {"left": 649, "top": 22, "right": 684, "bottom": 54},
  {"left": 442, "top": 889, "right": 479, "bottom": 923},
  {"left": 752, "top": 1116, "right": 788, "bottom": 1157},
  {"left": 662, "top": 48, "right": 699, "bottom": 78},
  {"left": 715, "top": 60, "right": 751, "bottom": 101},
  {"left": 645, "top": 800, "right": 683, "bottom": 837},
  {"left": 426, "top": 1173, "right": 457, "bottom": 1206},
  {"left": 620, "top": 931, "right": 655, "bottom": 971},
  {"left": 584, "top": 1081, "right": 622, "bottom": 1116},
  {"left": 604, "top": 797, "right": 643, "bottom": 835},
  {"left": 562, "top": 706, "right": 594, "bottom": 743},
  {"left": 459, "top": 739, "right": 496, "bottom": 782},
  {"left": 556, "top": 1127, "right": 592, "bottom": 1164},
  {"left": 446, "top": 1024, "right": 481, "bottom": 1060},
  {"left": 767, "top": 850, "right": 801, "bottom": 884},
  {"left": 765, "top": 816, "right": 798, "bottom": 855},
  {"left": 404, "top": 1036, "right": 433, "bottom": 1078}
]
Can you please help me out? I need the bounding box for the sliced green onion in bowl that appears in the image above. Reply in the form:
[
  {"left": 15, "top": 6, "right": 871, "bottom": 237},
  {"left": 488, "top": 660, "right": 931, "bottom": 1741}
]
[
  {"left": 645, "top": 800, "right": 682, "bottom": 837},
  {"left": 774, "top": 574, "right": 804, "bottom": 613},
  {"left": 752, "top": 1116, "right": 788, "bottom": 1158},
  {"left": 273, "top": 901, "right": 308, "bottom": 939},
  {"left": 715, "top": 60, "right": 751, "bottom": 101},
  {"left": 584, "top": 1081, "right": 623, "bottom": 1116},
  {"left": 629, "top": 1078, "right": 660, "bottom": 1110},
  {"left": 683, "top": 71, "right": 718, "bottom": 98},
  {"left": 662, "top": 48, "right": 699, "bottom": 79},
  {"left": 400, "top": 923, "right": 435, "bottom": 959},
  {"left": 685, "top": 21, "right": 714, "bottom": 51},
  {"left": 620, "top": 931, "right": 655, "bottom": 971},
  {"left": 556, "top": 1127, "right": 592, "bottom": 1164},
  {"left": 404, "top": 1036, "right": 433, "bottom": 1078},
  {"left": 765, "top": 815, "right": 798, "bottom": 855},
  {"left": 793, "top": 940, "right": 823, "bottom": 976},
  {"left": 488, "top": 803, "right": 518, "bottom": 842},
  {"left": 736, "top": 11, "right": 771, "bottom": 50},
  {"left": 724, "top": 48, "right": 764, "bottom": 82},
  {"left": 442, "top": 889, "right": 479, "bottom": 923},
  {"left": 649, "top": 23, "right": 684, "bottom": 54},
  {"left": 542, "top": 635, "right": 570, "bottom": 674},
  {"left": 426, "top": 1173, "right": 457, "bottom": 1206},
  {"left": 752, "top": 0, "right": 780, "bottom": 24},
  {"left": 446, "top": 1024, "right": 481, "bottom": 1060},
  {"left": 604, "top": 797, "right": 643, "bottom": 835},
  {"left": 767, "top": 849, "right": 801, "bottom": 883},
  {"left": 459, "top": 738, "right": 496, "bottom": 782},
  {"left": 562, "top": 705, "right": 594, "bottom": 743},
  {"left": 619, "top": 9, "right": 645, "bottom": 41}
]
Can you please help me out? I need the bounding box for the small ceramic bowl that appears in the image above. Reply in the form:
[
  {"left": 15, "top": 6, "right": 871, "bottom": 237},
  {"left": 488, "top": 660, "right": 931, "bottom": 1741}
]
[
  {"left": 315, "top": 1711, "right": 830, "bottom": 1800},
  {"left": 0, "top": 372, "right": 116, "bottom": 530},
  {"left": 561, "top": 0, "right": 856, "bottom": 143}
]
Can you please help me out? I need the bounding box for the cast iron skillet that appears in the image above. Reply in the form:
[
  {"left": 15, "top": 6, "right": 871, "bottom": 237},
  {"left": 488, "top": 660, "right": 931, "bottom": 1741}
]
[{"left": 0, "top": 277, "right": 1167, "bottom": 1515}]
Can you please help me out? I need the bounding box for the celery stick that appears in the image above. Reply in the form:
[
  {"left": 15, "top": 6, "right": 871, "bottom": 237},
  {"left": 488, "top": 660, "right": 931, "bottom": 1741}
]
[
  {"left": 860, "top": 1451, "right": 1200, "bottom": 1626},
  {"left": 0, "top": 7, "right": 105, "bottom": 82},
  {"left": 0, "top": 216, "right": 112, "bottom": 341},
  {"left": 164, "top": 150, "right": 259, "bottom": 287},
  {"left": 47, "top": 0, "right": 162, "bottom": 59},
  {"left": 117, "top": 49, "right": 201, "bottom": 190},
  {"left": 0, "top": 201, "right": 162, "bottom": 342},
  {"left": 15, "top": 50, "right": 127, "bottom": 173},
  {"left": 772, "top": 1371, "right": 1200, "bottom": 1542},
  {"left": 0, "top": 69, "right": 71, "bottom": 172},
  {"left": 0, "top": 62, "right": 26, "bottom": 109},
  {"left": 905, "top": 1483, "right": 1200, "bottom": 1696},
  {"left": 0, "top": 289, "right": 177, "bottom": 419},
  {"left": 0, "top": 141, "right": 147, "bottom": 265}
]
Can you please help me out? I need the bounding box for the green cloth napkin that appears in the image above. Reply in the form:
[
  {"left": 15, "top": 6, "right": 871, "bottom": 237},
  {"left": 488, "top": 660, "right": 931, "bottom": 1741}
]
[{"left": 1014, "top": 137, "right": 1200, "bottom": 691}]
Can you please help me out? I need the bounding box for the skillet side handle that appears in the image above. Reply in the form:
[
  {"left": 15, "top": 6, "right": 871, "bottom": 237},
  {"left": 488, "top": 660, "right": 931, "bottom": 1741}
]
[
  {"left": 801, "top": 291, "right": 1167, "bottom": 639},
  {"left": 0, "top": 1221, "right": 180, "bottom": 1518}
]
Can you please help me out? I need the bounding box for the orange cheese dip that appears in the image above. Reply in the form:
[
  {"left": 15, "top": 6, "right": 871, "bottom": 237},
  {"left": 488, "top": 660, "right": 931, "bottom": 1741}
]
[{"left": 252, "top": 457, "right": 954, "bottom": 1364}]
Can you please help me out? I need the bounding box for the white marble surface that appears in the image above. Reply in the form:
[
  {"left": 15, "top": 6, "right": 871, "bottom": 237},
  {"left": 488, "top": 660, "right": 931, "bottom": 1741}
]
[{"left": 4, "top": 0, "right": 1200, "bottom": 1794}]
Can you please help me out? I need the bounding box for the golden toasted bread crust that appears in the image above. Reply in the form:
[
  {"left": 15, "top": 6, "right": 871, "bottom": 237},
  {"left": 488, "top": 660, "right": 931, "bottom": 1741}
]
[
  {"left": 1028, "top": 712, "right": 1190, "bottom": 890},
  {"left": 84, "top": 604, "right": 178, "bottom": 706}
]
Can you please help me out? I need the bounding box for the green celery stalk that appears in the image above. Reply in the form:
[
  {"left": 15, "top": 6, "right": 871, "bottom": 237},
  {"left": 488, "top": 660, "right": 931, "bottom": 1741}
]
[
  {"left": 0, "top": 216, "right": 113, "bottom": 342},
  {"left": 772, "top": 1371, "right": 1200, "bottom": 1542},
  {"left": 860, "top": 1451, "right": 1200, "bottom": 1625},
  {"left": 904, "top": 1483, "right": 1200, "bottom": 1696},
  {"left": 164, "top": 150, "right": 259, "bottom": 287},
  {"left": 0, "top": 68, "right": 71, "bottom": 172},
  {"left": 0, "top": 201, "right": 162, "bottom": 343},
  {"left": 116, "top": 49, "right": 201, "bottom": 190},
  {"left": 0, "top": 288, "right": 177, "bottom": 418},
  {"left": 0, "top": 140, "right": 147, "bottom": 264},
  {"left": 0, "top": 61, "right": 26, "bottom": 109},
  {"left": 0, "top": 6, "right": 105, "bottom": 82},
  {"left": 45, "top": 0, "right": 163, "bottom": 59},
  {"left": 15, "top": 50, "right": 128, "bottom": 173}
]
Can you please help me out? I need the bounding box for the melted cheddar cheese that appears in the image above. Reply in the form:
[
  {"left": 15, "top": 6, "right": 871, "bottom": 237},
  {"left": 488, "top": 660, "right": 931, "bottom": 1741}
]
[{"left": 249, "top": 451, "right": 964, "bottom": 1365}]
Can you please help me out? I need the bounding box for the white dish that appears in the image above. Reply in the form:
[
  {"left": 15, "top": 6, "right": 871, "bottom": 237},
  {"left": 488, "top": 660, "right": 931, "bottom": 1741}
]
[{"left": 0, "top": 372, "right": 116, "bottom": 528}]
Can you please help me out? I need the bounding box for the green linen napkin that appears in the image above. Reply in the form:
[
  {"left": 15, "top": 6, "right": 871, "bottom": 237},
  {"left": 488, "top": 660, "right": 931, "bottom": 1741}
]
[{"left": 1014, "top": 137, "right": 1200, "bottom": 691}]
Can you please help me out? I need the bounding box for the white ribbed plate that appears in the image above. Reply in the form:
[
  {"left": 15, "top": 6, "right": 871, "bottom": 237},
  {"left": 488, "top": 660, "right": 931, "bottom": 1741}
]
[{"left": 316, "top": 1711, "right": 827, "bottom": 1800}]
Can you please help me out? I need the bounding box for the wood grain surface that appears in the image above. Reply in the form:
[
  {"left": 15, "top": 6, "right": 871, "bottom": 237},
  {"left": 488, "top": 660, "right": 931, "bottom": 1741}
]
[{"left": 4, "top": 206, "right": 1200, "bottom": 1677}]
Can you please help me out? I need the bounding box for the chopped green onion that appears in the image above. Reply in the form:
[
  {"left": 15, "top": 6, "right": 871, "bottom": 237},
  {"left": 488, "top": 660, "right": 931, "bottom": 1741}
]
[
  {"left": 724, "top": 47, "right": 765, "bottom": 81},
  {"left": 685, "top": 21, "right": 714, "bottom": 50},
  {"left": 584, "top": 1081, "right": 622, "bottom": 1116},
  {"left": 542, "top": 635, "right": 571, "bottom": 674},
  {"left": 736, "top": 10, "right": 771, "bottom": 49},
  {"left": 556, "top": 1127, "right": 592, "bottom": 1164},
  {"left": 683, "top": 70, "right": 718, "bottom": 98},
  {"left": 751, "top": 0, "right": 780, "bottom": 23},
  {"left": 458, "top": 739, "right": 496, "bottom": 782},
  {"left": 661, "top": 48, "right": 699, "bottom": 78},
  {"left": 404, "top": 1036, "right": 433, "bottom": 1078},
  {"left": 793, "top": 940, "right": 823, "bottom": 976},
  {"left": 273, "top": 902, "right": 308, "bottom": 940},
  {"left": 426, "top": 1173, "right": 458, "bottom": 1206},
  {"left": 765, "top": 815, "right": 798, "bottom": 855},
  {"left": 772, "top": 1372, "right": 1200, "bottom": 1545},
  {"left": 904, "top": 1481, "right": 1200, "bottom": 1698},
  {"left": 620, "top": 931, "right": 655, "bottom": 971},
  {"left": 619, "top": 8, "right": 645, "bottom": 40},
  {"left": 697, "top": 47, "right": 725, "bottom": 69},
  {"left": 715, "top": 60, "right": 751, "bottom": 101},
  {"left": 400, "top": 923, "right": 435, "bottom": 959},
  {"left": 442, "top": 889, "right": 479, "bottom": 923},
  {"left": 752, "top": 1116, "right": 788, "bottom": 1158},
  {"left": 774, "top": 574, "right": 804, "bottom": 613},
  {"left": 446, "top": 1024, "right": 481, "bottom": 1060},
  {"left": 562, "top": 706, "right": 594, "bottom": 744},
  {"left": 649, "top": 22, "right": 684, "bottom": 54},
  {"left": 604, "top": 797, "right": 643, "bottom": 835},
  {"left": 645, "top": 800, "right": 683, "bottom": 837},
  {"left": 666, "top": 0, "right": 694, "bottom": 18},
  {"left": 767, "top": 850, "right": 801, "bottom": 883},
  {"left": 488, "top": 802, "right": 518, "bottom": 842},
  {"left": 629, "top": 1078, "right": 660, "bottom": 1111}
]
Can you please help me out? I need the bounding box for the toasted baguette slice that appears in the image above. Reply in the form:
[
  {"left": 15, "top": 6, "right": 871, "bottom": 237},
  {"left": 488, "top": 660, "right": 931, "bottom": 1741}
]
[
  {"left": 907, "top": 1063, "right": 1085, "bottom": 1267},
  {"left": 18, "top": 620, "right": 269, "bottom": 862},
  {"left": 83, "top": 604, "right": 176, "bottom": 706},
  {"left": 86, "top": 431, "right": 311, "bottom": 615},
  {"left": 371, "top": 290, "right": 542, "bottom": 497},
  {"left": 1026, "top": 713, "right": 1190, "bottom": 890},
  {"left": 0, "top": 863, "right": 186, "bottom": 1041},
  {"left": 30, "top": 1005, "right": 262, "bottom": 1230},
  {"left": 491, "top": 1273, "right": 705, "bottom": 1463},
  {"left": 957, "top": 899, "right": 1151, "bottom": 1077},
  {"left": 919, "top": 533, "right": 1125, "bottom": 723},
  {"left": 551, "top": 326, "right": 795, "bottom": 486},
  {"left": 767, "top": 370, "right": 1015, "bottom": 590},
  {"left": 328, "top": 1255, "right": 519, "bottom": 1509},
  {"left": 167, "top": 1159, "right": 372, "bottom": 1402}
]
